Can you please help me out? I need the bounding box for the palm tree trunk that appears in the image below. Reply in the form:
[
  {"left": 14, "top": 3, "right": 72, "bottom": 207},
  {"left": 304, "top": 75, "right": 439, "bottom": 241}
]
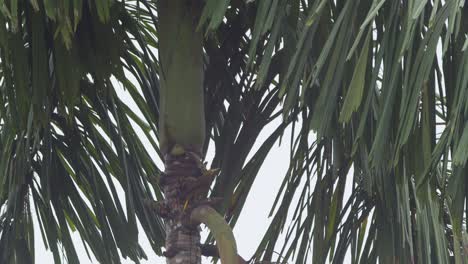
[
  {"left": 157, "top": 0, "right": 205, "bottom": 263},
  {"left": 157, "top": 1, "right": 239, "bottom": 263}
]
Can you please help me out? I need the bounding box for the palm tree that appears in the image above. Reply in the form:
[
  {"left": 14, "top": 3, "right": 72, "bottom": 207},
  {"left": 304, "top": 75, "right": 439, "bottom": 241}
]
[{"left": 0, "top": 0, "right": 467, "bottom": 264}]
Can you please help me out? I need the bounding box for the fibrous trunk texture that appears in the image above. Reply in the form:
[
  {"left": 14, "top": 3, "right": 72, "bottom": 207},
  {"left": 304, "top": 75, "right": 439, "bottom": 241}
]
[
  {"left": 162, "top": 151, "right": 203, "bottom": 264},
  {"left": 159, "top": 148, "right": 237, "bottom": 264}
]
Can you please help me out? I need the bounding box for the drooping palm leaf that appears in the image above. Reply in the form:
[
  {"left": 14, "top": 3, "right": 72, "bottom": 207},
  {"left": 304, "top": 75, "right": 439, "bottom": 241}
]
[
  {"left": 0, "top": 1, "right": 165, "bottom": 263},
  {"left": 199, "top": 0, "right": 467, "bottom": 263}
]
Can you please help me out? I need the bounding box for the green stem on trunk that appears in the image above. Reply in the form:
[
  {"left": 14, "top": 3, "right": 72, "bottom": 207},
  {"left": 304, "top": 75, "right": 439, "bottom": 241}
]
[
  {"left": 158, "top": 0, "right": 205, "bottom": 154},
  {"left": 191, "top": 206, "right": 238, "bottom": 264}
]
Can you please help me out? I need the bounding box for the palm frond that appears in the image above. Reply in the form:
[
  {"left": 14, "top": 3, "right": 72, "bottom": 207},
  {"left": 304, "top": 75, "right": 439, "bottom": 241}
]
[
  {"left": 0, "top": 1, "right": 164, "bottom": 263},
  {"left": 199, "top": 0, "right": 467, "bottom": 263}
]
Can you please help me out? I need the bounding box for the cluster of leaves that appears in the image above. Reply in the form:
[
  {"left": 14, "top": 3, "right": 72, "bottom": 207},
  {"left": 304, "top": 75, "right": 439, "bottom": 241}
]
[
  {"left": 200, "top": 0, "right": 468, "bottom": 263},
  {"left": 0, "top": 1, "right": 166, "bottom": 263},
  {"left": 0, "top": 0, "right": 467, "bottom": 264}
]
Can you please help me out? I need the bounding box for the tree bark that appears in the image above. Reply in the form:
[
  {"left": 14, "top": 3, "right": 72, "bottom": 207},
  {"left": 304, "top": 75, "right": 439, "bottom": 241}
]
[
  {"left": 161, "top": 151, "right": 203, "bottom": 264},
  {"left": 159, "top": 149, "right": 239, "bottom": 264}
]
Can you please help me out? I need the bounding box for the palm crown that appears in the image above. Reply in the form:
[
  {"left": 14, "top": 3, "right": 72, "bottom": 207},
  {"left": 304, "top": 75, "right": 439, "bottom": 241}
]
[{"left": 0, "top": 0, "right": 467, "bottom": 263}]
